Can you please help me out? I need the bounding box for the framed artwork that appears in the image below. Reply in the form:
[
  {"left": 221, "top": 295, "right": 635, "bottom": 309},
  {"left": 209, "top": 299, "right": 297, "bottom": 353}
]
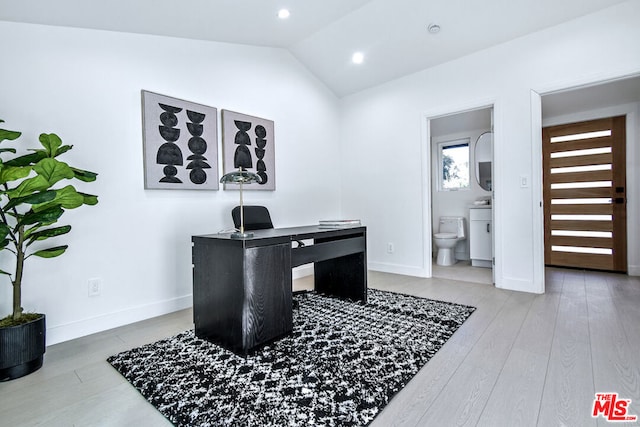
[
  {"left": 142, "top": 90, "right": 219, "bottom": 190},
  {"left": 221, "top": 110, "right": 275, "bottom": 191}
]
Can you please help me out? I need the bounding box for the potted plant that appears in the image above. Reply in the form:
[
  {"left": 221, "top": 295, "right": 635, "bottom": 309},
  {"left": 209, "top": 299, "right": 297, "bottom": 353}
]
[{"left": 0, "top": 119, "right": 98, "bottom": 381}]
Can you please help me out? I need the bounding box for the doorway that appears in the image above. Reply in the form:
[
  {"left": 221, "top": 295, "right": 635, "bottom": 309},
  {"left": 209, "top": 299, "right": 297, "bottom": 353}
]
[
  {"left": 429, "top": 106, "right": 494, "bottom": 284},
  {"left": 542, "top": 116, "right": 627, "bottom": 272}
]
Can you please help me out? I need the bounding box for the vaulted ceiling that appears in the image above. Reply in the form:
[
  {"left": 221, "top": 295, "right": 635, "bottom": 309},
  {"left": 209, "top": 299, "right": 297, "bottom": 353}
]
[{"left": 0, "top": 0, "right": 631, "bottom": 97}]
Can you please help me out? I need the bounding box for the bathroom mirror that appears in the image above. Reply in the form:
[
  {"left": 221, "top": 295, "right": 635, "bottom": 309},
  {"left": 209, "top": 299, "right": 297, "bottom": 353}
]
[{"left": 475, "top": 131, "right": 492, "bottom": 191}]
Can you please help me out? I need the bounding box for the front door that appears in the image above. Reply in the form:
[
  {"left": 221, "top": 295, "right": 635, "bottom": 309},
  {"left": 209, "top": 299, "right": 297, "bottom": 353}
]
[{"left": 542, "top": 116, "right": 627, "bottom": 272}]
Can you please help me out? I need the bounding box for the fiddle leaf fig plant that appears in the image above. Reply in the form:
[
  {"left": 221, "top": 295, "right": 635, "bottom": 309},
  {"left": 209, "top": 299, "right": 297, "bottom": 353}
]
[{"left": 0, "top": 119, "right": 98, "bottom": 326}]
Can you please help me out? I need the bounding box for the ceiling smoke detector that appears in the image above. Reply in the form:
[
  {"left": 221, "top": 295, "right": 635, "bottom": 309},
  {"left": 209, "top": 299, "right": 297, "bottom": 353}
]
[{"left": 428, "top": 24, "right": 441, "bottom": 34}]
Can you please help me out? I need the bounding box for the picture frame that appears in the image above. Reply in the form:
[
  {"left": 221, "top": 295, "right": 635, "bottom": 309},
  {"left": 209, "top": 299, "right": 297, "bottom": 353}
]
[
  {"left": 142, "top": 90, "right": 219, "bottom": 190},
  {"left": 221, "top": 110, "right": 275, "bottom": 191}
]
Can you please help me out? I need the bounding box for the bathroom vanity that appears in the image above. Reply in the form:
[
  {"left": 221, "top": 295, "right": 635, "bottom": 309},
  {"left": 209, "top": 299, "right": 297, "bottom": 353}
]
[{"left": 470, "top": 207, "right": 492, "bottom": 268}]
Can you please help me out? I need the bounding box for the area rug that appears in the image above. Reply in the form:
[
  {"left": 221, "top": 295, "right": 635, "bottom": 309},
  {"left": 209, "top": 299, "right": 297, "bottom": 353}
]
[{"left": 107, "top": 289, "right": 475, "bottom": 426}]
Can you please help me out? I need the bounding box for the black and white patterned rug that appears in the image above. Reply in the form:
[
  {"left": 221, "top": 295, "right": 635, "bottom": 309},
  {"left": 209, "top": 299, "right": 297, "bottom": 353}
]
[{"left": 107, "top": 289, "right": 475, "bottom": 426}]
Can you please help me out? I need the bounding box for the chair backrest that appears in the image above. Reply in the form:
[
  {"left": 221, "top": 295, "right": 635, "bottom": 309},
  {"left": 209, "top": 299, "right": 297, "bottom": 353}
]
[{"left": 232, "top": 205, "right": 274, "bottom": 231}]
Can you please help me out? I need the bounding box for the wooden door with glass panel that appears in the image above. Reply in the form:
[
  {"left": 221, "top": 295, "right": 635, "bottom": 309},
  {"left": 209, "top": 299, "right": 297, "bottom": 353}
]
[{"left": 542, "top": 116, "right": 627, "bottom": 272}]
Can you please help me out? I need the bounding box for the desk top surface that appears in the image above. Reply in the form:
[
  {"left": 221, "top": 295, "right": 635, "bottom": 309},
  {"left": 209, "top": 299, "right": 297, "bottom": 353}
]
[{"left": 194, "top": 225, "right": 366, "bottom": 243}]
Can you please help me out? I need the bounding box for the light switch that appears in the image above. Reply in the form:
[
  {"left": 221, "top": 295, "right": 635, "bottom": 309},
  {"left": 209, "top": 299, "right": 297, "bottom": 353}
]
[{"left": 520, "top": 175, "right": 529, "bottom": 188}]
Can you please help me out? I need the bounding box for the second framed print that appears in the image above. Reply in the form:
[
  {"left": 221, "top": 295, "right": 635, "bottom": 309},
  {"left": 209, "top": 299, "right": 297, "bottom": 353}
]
[{"left": 221, "top": 110, "right": 275, "bottom": 191}]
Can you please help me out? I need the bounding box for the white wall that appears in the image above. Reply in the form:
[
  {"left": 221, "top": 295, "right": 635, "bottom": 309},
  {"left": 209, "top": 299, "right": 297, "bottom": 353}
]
[
  {"left": 0, "top": 22, "right": 342, "bottom": 344},
  {"left": 340, "top": 0, "right": 640, "bottom": 291}
]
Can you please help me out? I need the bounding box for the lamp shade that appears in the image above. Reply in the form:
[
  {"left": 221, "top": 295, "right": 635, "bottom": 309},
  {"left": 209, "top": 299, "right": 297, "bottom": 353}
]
[{"left": 219, "top": 169, "right": 262, "bottom": 185}]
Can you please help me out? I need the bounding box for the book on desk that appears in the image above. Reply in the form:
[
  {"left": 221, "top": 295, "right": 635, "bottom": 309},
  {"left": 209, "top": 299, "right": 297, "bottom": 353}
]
[{"left": 318, "top": 219, "right": 361, "bottom": 229}]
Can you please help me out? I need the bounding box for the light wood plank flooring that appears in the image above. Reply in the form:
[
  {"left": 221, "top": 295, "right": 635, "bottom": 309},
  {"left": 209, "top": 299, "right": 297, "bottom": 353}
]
[
  {"left": 432, "top": 260, "right": 493, "bottom": 285},
  {"left": 1, "top": 268, "right": 639, "bottom": 426}
]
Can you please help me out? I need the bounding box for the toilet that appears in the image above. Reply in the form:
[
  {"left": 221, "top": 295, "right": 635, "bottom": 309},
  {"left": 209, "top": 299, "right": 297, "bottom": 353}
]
[{"left": 434, "top": 216, "right": 466, "bottom": 266}]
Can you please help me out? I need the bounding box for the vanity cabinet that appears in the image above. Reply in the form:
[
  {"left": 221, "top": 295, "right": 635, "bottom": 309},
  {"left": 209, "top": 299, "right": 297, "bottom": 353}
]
[{"left": 470, "top": 207, "right": 492, "bottom": 268}]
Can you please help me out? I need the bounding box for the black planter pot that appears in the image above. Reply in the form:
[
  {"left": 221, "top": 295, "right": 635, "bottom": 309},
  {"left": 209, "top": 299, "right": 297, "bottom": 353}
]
[{"left": 0, "top": 314, "right": 46, "bottom": 381}]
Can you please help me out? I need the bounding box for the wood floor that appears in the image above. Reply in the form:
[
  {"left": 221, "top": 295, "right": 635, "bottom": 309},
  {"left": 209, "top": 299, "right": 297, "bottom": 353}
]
[{"left": 1, "top": 268, "right": 639, "bottom": 426}]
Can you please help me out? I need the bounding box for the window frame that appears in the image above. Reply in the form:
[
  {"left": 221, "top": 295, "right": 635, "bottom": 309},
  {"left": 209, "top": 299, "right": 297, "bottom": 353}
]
[{"left": 437, "top": 138, "right": 470, "bottom": 192}]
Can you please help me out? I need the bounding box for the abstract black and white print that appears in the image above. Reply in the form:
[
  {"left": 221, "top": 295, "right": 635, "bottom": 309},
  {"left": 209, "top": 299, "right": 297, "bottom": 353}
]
[
  {"left": 221, "top": 110, "right": 275, "bottom": 191},
  {"left": 108, "top": 289, "right": 475, "bottom": 426},
  {"left": 142, "top": 90, "right": 219, "bottom": 190}
]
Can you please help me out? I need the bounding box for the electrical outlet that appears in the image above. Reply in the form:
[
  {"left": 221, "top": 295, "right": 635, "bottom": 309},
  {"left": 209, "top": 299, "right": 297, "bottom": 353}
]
[
  {"left": 387, "top": 242, "right": 395, "bottom": 254},
  {"left": 88, "top": 278, "right": 102, "bottom": 297}
]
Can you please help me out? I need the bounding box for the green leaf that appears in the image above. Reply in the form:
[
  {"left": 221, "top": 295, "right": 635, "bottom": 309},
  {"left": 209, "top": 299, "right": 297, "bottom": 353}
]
[
  {"left": 34, "top": 158, "right": 74, "bottom": 186},
  {"left": 0, "top": 165, "right": 31, "bottom": 185},
  {"left": 26, "top": 225, "right": 71, "bottom": 245},
  {"left": 0, "top": 269, "right": 11, "bottom": 275},
  {"left": 4, "top": 151, "right": 47, "bottom": 167},
  {"left": 32, "top": 186, "right": 84, "bottom": 212},
  {"left": 6, "top": 175, "right": 50, "bottom": 199},
  {"left": 31, "top": 245, "right": 68, "bottom": 258},
  {"left": 18, "top": 205, "right": 64, "bottom": 229},
  {"left": 71, "top": 167, "right": 98, "bottom": 182},
  {"left": 39, "top": 133, "right": 63, "bottom": 157},
  {"left": 79, "top": 192, "right": 99, "bottom": 206},
  {"left": 0, "top": 148, "right": 17, "bottom": 154},
  {"left": 0, "top": 223, "right": 9, "bottom": 240},
  {"left": 55, "top": 145, "right": 73, "bottom": 157},
  {"left": 0, "top": 238, "right": 10, "bottom": 250},
  {"left": 0, "top": 129, "right": 21, "bottom": 143},
  {"left": 3, "top": 189, "right": 56, "bottom": 211}
]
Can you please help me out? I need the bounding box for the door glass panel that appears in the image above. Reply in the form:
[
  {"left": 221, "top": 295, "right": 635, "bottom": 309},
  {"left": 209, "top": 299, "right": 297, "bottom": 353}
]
[
  {"left": 551, "top": 246, "right": 613, "bottom": 255},
  {"left": 550, "top": 130, "right": 611, "bottom": 143},
  {"left": 550, "top": 147, "right": 611, "bottom": 158},
  {"left": 551, "top": 181, "right": 611, "bottom": 189}
]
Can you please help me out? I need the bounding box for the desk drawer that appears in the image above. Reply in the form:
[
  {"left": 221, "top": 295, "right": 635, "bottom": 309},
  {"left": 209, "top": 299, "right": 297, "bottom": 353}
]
[{"left": 291, "top": 236, "right": 365, "bottom": 268}]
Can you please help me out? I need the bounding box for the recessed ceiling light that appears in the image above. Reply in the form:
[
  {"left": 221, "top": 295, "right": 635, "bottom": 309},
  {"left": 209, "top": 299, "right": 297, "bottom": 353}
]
[
  {"left": 278, "top": 9, "right": 290, "bottom": 19},
  {"left": 428, "top": 23, "right": 441, "bottom": 34},
  {"left": 352, "top": 52, "right": 364, "bottom": 64}
]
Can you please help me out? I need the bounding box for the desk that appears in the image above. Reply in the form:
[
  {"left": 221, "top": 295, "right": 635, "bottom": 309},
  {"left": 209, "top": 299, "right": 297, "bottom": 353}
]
[{"left": 192, "top": 226, "right": 367, "bottom": 354}]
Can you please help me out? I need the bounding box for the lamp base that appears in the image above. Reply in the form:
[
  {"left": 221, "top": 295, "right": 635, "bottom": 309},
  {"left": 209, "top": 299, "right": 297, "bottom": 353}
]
[{"left": 230, "top": 231, "right": 254, "bottom": 239}]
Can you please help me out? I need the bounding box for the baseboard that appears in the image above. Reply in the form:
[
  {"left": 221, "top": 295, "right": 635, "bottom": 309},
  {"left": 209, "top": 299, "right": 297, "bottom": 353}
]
[
  {"left": 368, "top": 262, "right": 428, "bottom": 278},
  {"left": 628, "top": 265, "right": 640, "bottom": 276},
  {"left": 46, "top": 295, "right": 193, "bottom": 346}
]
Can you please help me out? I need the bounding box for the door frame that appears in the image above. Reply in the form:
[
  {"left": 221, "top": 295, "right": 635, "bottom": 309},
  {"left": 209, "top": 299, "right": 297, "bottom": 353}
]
[
  {"left": 421, "top": 97, "right": 498, "bottom": 280},
  {"left": 531, "top": 90, "right": 545, "bottom": 291},
  {"left": 532, "top": 74, "right": 640, "bottom": 279}
]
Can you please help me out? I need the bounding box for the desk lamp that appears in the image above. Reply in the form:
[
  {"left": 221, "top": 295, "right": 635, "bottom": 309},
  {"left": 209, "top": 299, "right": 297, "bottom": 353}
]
[{"left": 219, "top": 167, "right": 262, "bottom": 238}]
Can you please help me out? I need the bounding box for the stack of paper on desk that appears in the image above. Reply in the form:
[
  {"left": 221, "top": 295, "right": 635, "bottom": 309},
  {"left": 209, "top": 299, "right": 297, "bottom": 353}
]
[{"left": 318, "top": 219, "right": 362, "bottom": 228}]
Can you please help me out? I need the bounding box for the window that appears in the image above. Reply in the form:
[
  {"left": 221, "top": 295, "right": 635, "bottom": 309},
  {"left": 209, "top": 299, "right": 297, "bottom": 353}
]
[{"left": 438, "top": 139, "right": 469, "bottom": 191}]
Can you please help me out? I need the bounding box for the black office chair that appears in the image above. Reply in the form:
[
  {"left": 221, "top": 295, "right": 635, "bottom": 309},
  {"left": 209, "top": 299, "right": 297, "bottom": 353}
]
[{"left": 231, "top": 205, "right": 273, "bottom": 231}]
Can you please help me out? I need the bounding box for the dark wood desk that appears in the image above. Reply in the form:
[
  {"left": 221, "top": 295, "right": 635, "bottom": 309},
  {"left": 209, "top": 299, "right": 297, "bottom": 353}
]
[{"left": 192, "top": 226, "right": 367, "bottom": 354}]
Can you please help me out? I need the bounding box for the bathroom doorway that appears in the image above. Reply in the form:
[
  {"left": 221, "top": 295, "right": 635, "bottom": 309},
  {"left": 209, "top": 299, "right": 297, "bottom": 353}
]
[{"left": 429, "top": 106, "right": 494, "bottom": 285}]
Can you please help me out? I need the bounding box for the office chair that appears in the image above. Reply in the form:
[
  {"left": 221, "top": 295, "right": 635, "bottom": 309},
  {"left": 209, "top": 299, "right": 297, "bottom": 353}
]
[
  {"left": 232, "top": 205, "right": 273, "bottom": 231},
  {"left": 232, "top": 206, "right": 305, "bottom": 248}
]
